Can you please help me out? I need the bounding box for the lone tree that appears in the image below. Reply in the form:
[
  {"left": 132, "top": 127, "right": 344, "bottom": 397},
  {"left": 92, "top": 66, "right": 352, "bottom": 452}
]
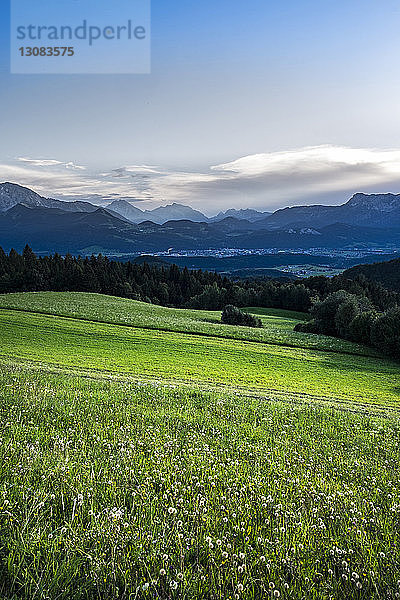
[{"left": 221, "top": 305, "right": 262, "bottom": 328}]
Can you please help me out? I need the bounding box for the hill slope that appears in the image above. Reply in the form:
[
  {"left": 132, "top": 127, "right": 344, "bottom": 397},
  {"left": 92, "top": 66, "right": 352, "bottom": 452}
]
[
  {"left": 344, "top": 257, "right": 400, "bottom": 292},
  {"left": 0, "top": 291, "right": 400, "bottom": 598},
  {"left": 0, "top": 292, "right": 395, "bottom": 403},
  {"left": 0, "top": 291, "right": 379, "bottom": 356}
]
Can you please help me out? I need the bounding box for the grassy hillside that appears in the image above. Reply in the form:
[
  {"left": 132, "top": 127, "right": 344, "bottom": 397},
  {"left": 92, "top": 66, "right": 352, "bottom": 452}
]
[
  {"left": 0, "top": 291, "right": 380, "bottom": 357},
  {"left": 0, "top": 308, "right": 399, "bottom": 405},
  {"left": 0, "top": 291, "right": 399, "bottom": 599}
]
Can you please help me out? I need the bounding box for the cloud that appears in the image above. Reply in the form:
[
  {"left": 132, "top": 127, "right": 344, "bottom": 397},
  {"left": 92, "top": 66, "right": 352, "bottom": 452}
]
[
  {"left": 111, "top": 165, "right": 163, "bottom": 177},
  {"left": 2, "top": 145, "right": 400, "bottom": 212},
  {"left": 212, "top": 146, "right": 400, "bottom": 178},
  {"left": 17, "top": 157, "right": 86, "bottom": 170},
  {"left": 147, "top": 145, "right": 400, "bottom": 211}
]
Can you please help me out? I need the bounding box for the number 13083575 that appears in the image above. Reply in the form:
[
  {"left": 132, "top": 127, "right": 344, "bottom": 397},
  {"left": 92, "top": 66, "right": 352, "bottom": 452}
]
[{"left": 19, "top": 47, "right": 74, "bottom": 57}]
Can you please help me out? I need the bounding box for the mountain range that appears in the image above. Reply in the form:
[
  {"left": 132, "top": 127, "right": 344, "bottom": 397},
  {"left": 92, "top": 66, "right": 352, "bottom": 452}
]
[
  {"left": 107, "top": 200, "right": 272, "bottom": 224},
  {"left": 2, "top": 182, "right": 400, "bottom": 254},
  {"left": 106, "top": 199, "right": 209, "bottom": 224},
  {"left": 259, "top": 193, "right": 400, "bottom": 230},
  {"left": 0, "top": 184, "right": 271, "bottom": 225}
]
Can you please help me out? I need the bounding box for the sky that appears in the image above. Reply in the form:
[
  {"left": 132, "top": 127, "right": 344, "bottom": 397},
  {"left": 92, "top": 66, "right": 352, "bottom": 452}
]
[{"left": 2, "top": 0, "right": 400, "bottom": 214}]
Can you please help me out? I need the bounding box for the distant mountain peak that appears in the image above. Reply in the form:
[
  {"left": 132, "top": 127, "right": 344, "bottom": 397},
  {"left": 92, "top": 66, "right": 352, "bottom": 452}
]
[
  {"left": 346, "top": 192, "right": 400, "bottom": 210},
  {"left": 211, "top": 208, "right": 272, "bottom": 223},
  {"left": 0, "top": 182, "right": 99, "bottom": 214},
  {"left": 108, "top": 200, "right": 208, "bottom": 224},
  {"left": 1, "top": 182, "right": 37, "bottom": 193},
  {"left": 0, "top": 182, "right": 45, "bottom": 211}
]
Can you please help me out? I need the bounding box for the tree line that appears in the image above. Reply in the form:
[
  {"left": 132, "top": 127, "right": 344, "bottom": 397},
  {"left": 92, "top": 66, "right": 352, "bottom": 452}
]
[
  {"left": 1, "top": 246, "right": 399, "bottom": 357},
  {"left": 0, "top": 246, "right": 316, "bottom": 311},
  {"left": 295, "top": 290, "right": 400, "bottom": 358}
]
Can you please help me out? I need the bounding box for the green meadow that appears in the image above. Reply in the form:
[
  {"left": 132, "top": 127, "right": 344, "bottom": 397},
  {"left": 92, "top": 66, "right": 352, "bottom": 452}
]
[
  {"left": 0, "top": 292, "right": 399, "bottom": 599},
  {"left": 0, "top": 291, "right": 380, "bottom": 356}
]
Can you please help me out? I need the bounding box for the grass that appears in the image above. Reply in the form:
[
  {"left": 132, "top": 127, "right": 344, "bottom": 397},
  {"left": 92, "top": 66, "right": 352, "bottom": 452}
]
[
  {"left": 0, "top": 364, "right": 399, "bottom": 599},
  {"left": 0, "top": 291, "right": 400, "bottom": 599},
  {"left": 0, "top": 292, "right": 380, "bottom": 357},
  {"left": 0, "top": 309, "right": 400, "bottom": 405}
]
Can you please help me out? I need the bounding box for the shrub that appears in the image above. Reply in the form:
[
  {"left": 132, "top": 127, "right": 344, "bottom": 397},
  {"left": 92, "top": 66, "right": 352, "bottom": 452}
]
[
  {"left": 221, "top": 305, "right": 262, "bottom": 328},
  {"left": 294, "top": 320, "right": 321, "bottom": 334}
]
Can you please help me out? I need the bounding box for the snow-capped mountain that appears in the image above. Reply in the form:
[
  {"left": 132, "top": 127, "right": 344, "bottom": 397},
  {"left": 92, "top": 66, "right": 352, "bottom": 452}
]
[{"left": 0, "top": 182, "right": 97, "bottom": 213}]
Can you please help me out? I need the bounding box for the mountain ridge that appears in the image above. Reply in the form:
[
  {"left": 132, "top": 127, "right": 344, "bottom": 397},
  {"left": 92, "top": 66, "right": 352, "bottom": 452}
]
[
  {"left": 107, "top": 199, "right": 209, "bottom": 224},
  {"left": 2, "top": 202, "right": 400, "bottom": 255},
  {"left": 0, "top": 182, "right": 98, "bottom": 213},
  {"left": 2, "top": 183, "right": 400, "bottom": 254},
  {"left": 259, "top": 193, "right": 400, "bottom": 229}
]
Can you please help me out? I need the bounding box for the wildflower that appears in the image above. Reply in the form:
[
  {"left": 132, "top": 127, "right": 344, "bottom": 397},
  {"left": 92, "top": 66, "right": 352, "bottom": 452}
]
[{"left": 170, "top": 580, "right": 178, "bottom": 590}]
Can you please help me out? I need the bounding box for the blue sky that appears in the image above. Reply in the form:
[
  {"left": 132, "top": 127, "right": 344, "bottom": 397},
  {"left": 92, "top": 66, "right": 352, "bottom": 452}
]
[{"left": 1, "top": 0, "right": 400, "bottom": 213}]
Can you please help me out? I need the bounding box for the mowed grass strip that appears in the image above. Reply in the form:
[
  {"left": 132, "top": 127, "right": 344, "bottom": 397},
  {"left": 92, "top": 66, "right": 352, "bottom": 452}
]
[
  {"left": 0, "top": 291, "right": 379, "bottom": 357},
  {"left": 0, "top": 309, "right": 399, "bottom": 405}
]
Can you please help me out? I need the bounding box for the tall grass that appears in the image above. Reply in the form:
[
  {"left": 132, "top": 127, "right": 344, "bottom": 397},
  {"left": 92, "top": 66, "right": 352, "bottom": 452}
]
[{"left": 0, "top": 364, "right": 399, "bottom": 599}]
